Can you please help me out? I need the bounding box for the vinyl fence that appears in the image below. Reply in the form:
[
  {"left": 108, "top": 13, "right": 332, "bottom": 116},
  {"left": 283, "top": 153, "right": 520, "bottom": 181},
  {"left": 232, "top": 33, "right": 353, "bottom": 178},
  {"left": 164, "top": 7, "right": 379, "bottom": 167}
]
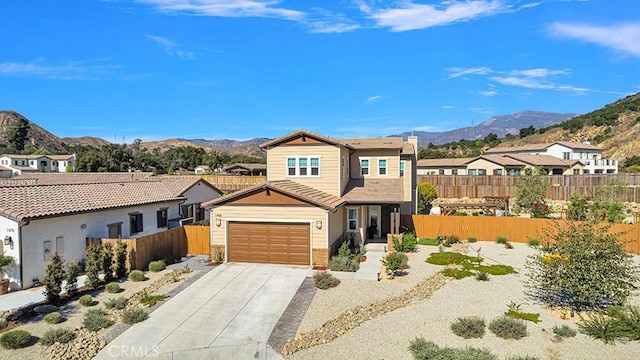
[{"left": 410, "top": 215, "right": 640, "bottom": 255}]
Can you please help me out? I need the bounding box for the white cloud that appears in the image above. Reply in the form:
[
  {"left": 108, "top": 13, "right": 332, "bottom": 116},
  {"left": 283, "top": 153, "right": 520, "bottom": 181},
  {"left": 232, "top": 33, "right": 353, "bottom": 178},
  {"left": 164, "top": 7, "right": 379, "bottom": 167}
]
[
  {"left": 413, "top": 125, "right": 439, "bottom": 132},
  {"left": 446, "top": 66, "right": 493, "bottom": 79},
  {"left": 549, "top": 22, "right": 640, "bottom": 57},
  {"left": 508, "top": 68, "right": 568, "bottom": 77},
  {"left": 145, "top": 34, "right": 194, "bottom": 59},
  {"left": 0, "top": 58, "right": 121, "bottom": 80},
  {"left": 478, "top": 90, "right": 499, "bottom": 96},
  {"left": 135, "top": 0, "right": 305, "bottom": 20},
  {"left": 441, "top": 105, "right": 455, "bottom": 109},
  {"left": 365, "top": 95, "right": 386, "bottom": 104},
  {"left": 363, "top": 0, "right": 507, "bottom": 32},
  {"left": 470, "top": 107, "right": 495, "bottom": 114},
  {"left": 308, "top": 21, "right": 360, "bottom": 33}
]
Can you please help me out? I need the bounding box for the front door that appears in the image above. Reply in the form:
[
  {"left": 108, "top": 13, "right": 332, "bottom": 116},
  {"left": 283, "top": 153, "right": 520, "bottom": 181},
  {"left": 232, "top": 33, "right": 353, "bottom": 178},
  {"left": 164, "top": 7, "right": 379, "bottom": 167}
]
[{"left": 368, "top": 206, "right": 381, "bottom": 239}]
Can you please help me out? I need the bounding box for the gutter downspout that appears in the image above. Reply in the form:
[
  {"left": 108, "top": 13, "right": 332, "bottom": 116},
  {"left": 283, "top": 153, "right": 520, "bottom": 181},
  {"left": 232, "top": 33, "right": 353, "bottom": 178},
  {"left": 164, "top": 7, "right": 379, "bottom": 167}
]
[{"left": 18, "top": 219, "right": 29, "bottom": 290}]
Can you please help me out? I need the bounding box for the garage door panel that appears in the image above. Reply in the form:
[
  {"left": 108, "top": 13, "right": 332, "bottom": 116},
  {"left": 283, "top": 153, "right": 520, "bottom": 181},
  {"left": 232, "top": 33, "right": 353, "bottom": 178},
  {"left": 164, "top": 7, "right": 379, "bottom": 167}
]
[{"left": 228, "top": 222, "right": 310, "bottom": 265}]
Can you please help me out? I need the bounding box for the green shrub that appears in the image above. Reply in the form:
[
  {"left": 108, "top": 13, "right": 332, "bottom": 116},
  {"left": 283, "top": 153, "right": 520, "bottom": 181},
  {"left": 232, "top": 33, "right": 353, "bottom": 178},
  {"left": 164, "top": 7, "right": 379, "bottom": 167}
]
[
  {"left": 467, "top": 237, "right": 478, "bottom": 243},
  {"left": 104, "top": 297, "right": 127, "bottom": 310},
  {"left": 525, "top": 221, "right": 640, "bottom": 311},
  {"left": 328, "top": 256, "right": 359, "bottom": 272},
  {"left": 496, "top": 236, "right": 508, "bottom": 245},
  {"left": 114, "top": 239, "right": 128, "bottom": 279},
  {"left": 383, "top": 252, "right": 409, "bottom": 277},
  {"left": 128, "top": 270, "right": 146, "bottom": 282},
  {"left": 148, "top": 260, "right": 166, "bottom": 272},
  {"left": 39, "top": 328, "right": 74, "bottom": 346},
  {"left": 337, "top": 240, "right": 352, "bottom": 258},
  {"left": 426, "top": 252, "right": 478, "bottom": 265},
  {"left": 475, "top": 271, "right": 490, "bottom": 281},
  {"left": 79, "top": 294, "right": 94, "bottom": 307},
  {"left": 443, "top": 235, "right": 460, "bottom": 247},
  {"left": 105, "top": 282, "right": 120, "bottom": 293},
  {"left": 607, "top": 305, "right": 640, "bottom": 340},
  {"left": 43, "top": 312, "right": 62, "bottom": 324},
  {"left": 450, "top": 316, "right": 486, "bottom": 339},
  {"left": 83, "top": 309, "right": 114, "bottom": 332},
  {"left": 101, "top": 243, "right": 115, "bottom": 283},
  {"left": 443, "top": 267, "right": 474, "bottom": 279},
  {"left": 504, "top": 242, "right": 514, "bottom": 249},
  {"left": 578, "top": 312, "right": 624, "bottom": 344},
  {"left": 84, "top": 244, "right": 101, "bottom": 289},
  {"left": 393, "top": 232, "right": 417, "bottom": 252},
  {"left": 474, "top": 264, "right": 516, "bottom": 276},
  {"left": 528, "top": 238, "right": 540, "bottom": 247},
  {"left": 313, "top": 271, "right": 340, "bottom": 290},
  {"left": 139, "top": 290, "right": 168, "bottom": 307},
  {"left": 44, "top": 252, "right": 65, "bottom": 305},
  {"left": 489, "top": 316, "right": 528, "bottom": 339},
  {"left": 553, "top": 324, "right": 577, "bottom": 338},
  {"left": 408, "top": 337, "right": 497, "bottom": 360},
  {"left": 0, "top": 329, "right": 32, "bottom": 349},
  {"left": 121, "top": 307, "right": 148, "bottom": 324},
  {"left": 170, "top": 269, "right": 181, "bottom": 283},
  {"left": 65, "top": 259, "right": 80, "bottom": 297}
]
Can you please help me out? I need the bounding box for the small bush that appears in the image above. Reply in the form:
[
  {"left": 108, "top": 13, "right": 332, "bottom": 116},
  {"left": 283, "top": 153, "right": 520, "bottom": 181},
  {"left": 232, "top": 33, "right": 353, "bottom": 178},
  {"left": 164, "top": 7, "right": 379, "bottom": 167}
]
[
  {"left": 139, "top": 290, "right": 168, "bottom": 307},
  {"left": 606, "top": 305, "right": 640, "bottom": 341},
  {"left": 79, "top": 294, "right": 93, "bottom": 307},
  {"left": 170, "top": 269, "right": 181, "bottom": 283},
  {"left": 128, "top": 270, "right": 145, "bottom": 282},
  {"left": 105, "top": 282, "right": 120, "bottom": 293},
  {"left": 328, "top": 256, "right": 359, "bottom": 272},
  {"left": 43, "top": 312, "right": 62, "bottom": 324},
  {"left": 496, "top": 236, "right": 508, "bottom": 244},
  {"left": 578, "top": 306, "right": 640, "bottom": 344},
  {"left": 528, "top": 238, "right": 540, "bottom": 247},
  {"left": 313, "top": 271, "right": 340, "bottom": 290},
  {"left": 39, "top": 328, "right": 74, "bottom": 346},
  {"left": 505, "top": 302, "right": 541, "bottom": 323},
  {"left": 383, "top": 252, "right": 409, "bottom": 277},
  {"left": 504, "top": 242, "right": 514, "bottom": 249},
  {"left": 408, "top": 337, "right": 497, "bottom": 360},
  {"left": 393, "top": 232, "right": 418, "bottom": 252},
  {"left": 121, "top": 307, "right": 148, "bottom": 324},
  {"left": 148, "top": 260, "right": 166, "bottom": 272},
  {"left": 0, "top": 329, "right": 32, "bottom": 349},
  {"left": 443, "top": 235, "right": 460, "bottom": 247},
  {"left": 104, "top": 297, "right": 127, "bottom": 310},
  {"left": 337, "top": 240, "right": 352, "bottom": 258},
  {"left": 83, "top": 309, "right": 114, "bottom": 332},
  {"left": 489, "top": 316, "right": 528, "bottom": 339},
  {"left": 553, "top": 324, "right": 577, "bottom": 338},
  {"left": 467, "top": 237, "right": 478, "bottom": 243},
  {"left": 443, "top": 267, "right": 474, "bottom": 279},
  {"left": 475, "top": 271, "right": 490, "bottom": 281},
  {"left": 451, "top": 316, "right": 486, "bottom": 339}
]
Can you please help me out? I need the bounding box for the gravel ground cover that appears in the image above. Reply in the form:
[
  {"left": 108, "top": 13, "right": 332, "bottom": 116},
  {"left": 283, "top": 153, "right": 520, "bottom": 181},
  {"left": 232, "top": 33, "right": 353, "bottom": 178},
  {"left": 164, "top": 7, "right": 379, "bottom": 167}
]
[{"left": 288, "top": 242, "right": 640, "bottom": 360}]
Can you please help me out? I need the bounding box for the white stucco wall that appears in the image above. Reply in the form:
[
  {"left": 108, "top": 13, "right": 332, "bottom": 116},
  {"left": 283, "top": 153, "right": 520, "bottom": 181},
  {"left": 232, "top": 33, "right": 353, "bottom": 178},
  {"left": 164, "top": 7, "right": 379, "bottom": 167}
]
[
  {"left": 180, "top": 181, "right": 222, "bottom": 221},
  {"left": 0, "top": 215, "right": 20, "bottom": 291}
]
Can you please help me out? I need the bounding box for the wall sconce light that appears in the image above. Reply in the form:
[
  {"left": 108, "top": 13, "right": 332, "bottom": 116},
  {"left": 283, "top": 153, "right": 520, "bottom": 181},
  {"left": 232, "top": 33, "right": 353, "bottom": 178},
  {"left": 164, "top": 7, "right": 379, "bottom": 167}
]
[
  {"left": 215, "top": 218, "right": 222, "bottom": 227},
  {"left": 315, "top": 221, "right": 322, "bottom": 230},
  {"left": 4, "top": 236, "right": 12, "bottom": 246}
]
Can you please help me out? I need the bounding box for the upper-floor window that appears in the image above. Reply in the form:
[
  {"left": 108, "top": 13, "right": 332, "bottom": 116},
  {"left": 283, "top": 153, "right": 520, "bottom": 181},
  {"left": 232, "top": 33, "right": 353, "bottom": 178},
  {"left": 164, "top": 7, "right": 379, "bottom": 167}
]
[
  {"left": 129, "top": 213, "right": 143, "bottom": 234},
  {"left": 360, "top": 158, "right": 370, "bottom": 177},
  {"left": 157, "top": 208, "right": 168, "bottom": 228},
  {"left": 563, "top": 152, "right": 570, "bottom": 160},
  {"left": 378, "top": 159, "right": 388, "bottom": 176},
  {"left": 286, "top": 156, "right": 320, "bottom": 177},
  {"left": 468, "top": 169, "right": 477, "bottom": 176},
  {"left": 400, "top": 161, "right": 405, "bottom": 177}
]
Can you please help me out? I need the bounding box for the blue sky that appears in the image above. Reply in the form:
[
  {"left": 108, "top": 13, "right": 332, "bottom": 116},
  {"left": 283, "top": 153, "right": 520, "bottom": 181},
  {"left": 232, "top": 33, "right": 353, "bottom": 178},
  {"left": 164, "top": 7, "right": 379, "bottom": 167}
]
[{"left": 1, "top": 0, "right": 639, "bottom": 142}]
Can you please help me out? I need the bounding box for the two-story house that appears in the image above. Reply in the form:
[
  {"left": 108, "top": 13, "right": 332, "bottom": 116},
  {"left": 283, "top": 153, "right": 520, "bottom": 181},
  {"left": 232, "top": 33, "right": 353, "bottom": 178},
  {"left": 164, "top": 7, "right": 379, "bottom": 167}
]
[
  {"left": 485, "top": 141, "right": 617, "bottom": 173},
  {"left": 204, "top": 130, "right": 417, "bottom": 267},
  {"left": 0, "top": 153, "right": 76, "bottom": 176}
]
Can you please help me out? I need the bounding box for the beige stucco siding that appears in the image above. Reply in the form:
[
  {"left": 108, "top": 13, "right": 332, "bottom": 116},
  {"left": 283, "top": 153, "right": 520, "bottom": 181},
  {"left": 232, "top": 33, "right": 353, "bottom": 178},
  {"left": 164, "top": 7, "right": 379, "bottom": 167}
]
[
  {"left": 339, "top": 146, "right": 351, "bottom": 195},
  {"left": 267, "top": 144, "right": 341, "bottom": 196},
  {"left": 351, "top": 149, "right": 400, "bottom": 179},
  {"left": 210, "top": 205, "right": 328, "bottom": 249},
  {"left": 328, "top": 207, "right": 345, "bottom": 249},
  {"left": 466, "top": 158, "right": 505, "bottom": 175}
]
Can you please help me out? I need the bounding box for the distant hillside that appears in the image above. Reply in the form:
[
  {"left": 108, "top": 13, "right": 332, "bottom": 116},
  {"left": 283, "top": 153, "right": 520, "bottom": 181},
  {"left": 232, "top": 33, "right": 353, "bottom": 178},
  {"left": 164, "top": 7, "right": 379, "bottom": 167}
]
[
  {"left": 61, "top": 136, "right": 111, "bottom": 148},
  {"left": 0, "top": 110, "right": 69, "bottom": 153},
  {"left": 140, "top": 138, "right": 268, "bottom": 157},
  {"left": 395, "top": 111, "right": 577, "bottom": 147},
  {"left": 499, "top": 93, "right": 640, "bottom": 164}
]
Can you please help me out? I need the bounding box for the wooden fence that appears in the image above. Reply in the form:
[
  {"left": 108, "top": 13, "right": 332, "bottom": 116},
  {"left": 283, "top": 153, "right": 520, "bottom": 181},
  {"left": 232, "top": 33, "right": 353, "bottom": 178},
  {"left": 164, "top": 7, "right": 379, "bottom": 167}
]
[
  {"left": 197, "top": 174, "right": 266, "bottom": 194},
  {"left": 410, "top": 215, "right": 640, "bottom": 255},
  {"left": 418, "top": 174, "right": 640, "bottom": 202},
  {"left": 87, "top": 225, "right": 211, "bottom": 270}
]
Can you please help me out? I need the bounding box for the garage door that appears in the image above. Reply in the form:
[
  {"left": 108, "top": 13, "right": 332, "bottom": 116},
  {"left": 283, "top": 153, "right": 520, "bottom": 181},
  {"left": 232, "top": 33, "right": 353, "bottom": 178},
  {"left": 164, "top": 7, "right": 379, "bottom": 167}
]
[{"left": 228, "top": 222, "right": 310, "bottom": 265}]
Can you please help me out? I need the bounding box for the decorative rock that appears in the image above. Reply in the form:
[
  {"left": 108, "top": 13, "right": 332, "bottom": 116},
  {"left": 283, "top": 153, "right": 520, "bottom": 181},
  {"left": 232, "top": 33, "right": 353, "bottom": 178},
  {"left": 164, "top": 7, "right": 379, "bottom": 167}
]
[
  {"left": 34, "top": 304, "right": 59, "bottom": 314},
  {"left": 6, "top": 309, "right": 23, "bottom": 321}
]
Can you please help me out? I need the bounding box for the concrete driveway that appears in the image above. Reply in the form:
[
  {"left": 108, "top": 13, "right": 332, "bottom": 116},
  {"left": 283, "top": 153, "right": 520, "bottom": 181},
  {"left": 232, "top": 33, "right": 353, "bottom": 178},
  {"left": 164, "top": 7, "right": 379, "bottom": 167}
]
[{"left": 95, "top": 263, "right": 310, "bottom": 359}]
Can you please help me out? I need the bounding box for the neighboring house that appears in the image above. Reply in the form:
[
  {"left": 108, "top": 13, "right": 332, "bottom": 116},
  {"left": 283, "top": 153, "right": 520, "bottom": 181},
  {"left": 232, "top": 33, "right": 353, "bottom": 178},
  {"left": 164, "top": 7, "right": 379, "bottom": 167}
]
[
  {"left": 485, "top": 141, "right": 616, "bottom": 174},
  {"left": 204, "top": 130, "right": 417, "bottom": 267},
  {"left": 503, "top": 154, "right": 583, "bottom": 175},
  {"left": 0, "top": 174, "right": 221, "bottom": 290},
  {"left": 417, "top": 154, "right": 583, "bottom": 176},
  {"left": 0, "top": 154, "right": 76, "bottom": 176},
  {"left": 223, "top": 163, "right": 267, "bottom": 176},
  {"left": 417, "top": 157, "right": 474, "bottom": 175},
  {"left": 194, "top": 165, "right": 211, "bottom": 174},
  {"left": 0, "top": 165, "right": 12, "bottom": 178}
]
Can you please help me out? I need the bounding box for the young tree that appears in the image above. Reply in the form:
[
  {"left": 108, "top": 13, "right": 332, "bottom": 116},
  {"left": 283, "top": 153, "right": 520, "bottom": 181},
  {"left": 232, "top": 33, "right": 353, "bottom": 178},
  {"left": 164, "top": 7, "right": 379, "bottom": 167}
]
[
  {"left": 84, "top": 244, "right": 101, "bottom": 289},
  {"left": 43, "top": 253, "right": 65, "bottom": 305},
  {"left": 114, "top": 239, "right": 128, "bottom": 279},
  {"left": 101, "top": 243, "right": 114, "bottom": 283},
  {"left": 514, "top": 167, "right": 548, "bottom": 215},
  {"left": 65, "top": 259, "right": 80, "bottom": 297},
  {"left": 526, "top": 221, "right": 640, "bottom": 311},
  {"left": 417, "top": 182, "right": 438, "bottom": 214}
]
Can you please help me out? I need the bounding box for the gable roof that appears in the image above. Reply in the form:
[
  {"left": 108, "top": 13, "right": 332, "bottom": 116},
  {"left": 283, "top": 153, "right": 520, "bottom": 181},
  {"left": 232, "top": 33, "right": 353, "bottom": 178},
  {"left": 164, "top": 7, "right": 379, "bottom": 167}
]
[
  {"left": 0, "top": 181, "right": 185, "bottom": 222},
  {"left": 341, "top": 178, "right": 403, "bottom": 204},
  {"left": 259, "top": 130, "right": 350, "bottom": 149},
  {"left": 468, "top": 155, "right": 526, "bottom": 167},
  {"left": 223, "top": 163, "right": 267, "bottom": 172},
  {"left": 554, "top": 141, "right": 601, "bottom": 151},
  {"left": 156, "top": 176, "right": 222, "bottom": 196},
  {"left": 486, "top": 141, "right": 601, "bottom": 154},
  {"left": 504, "top": 154, "right": 582, "bottom": 167},
  {"left": 203, "top": 180, "right": 344, "bottom": 211},
  {"left": 401, "top": 142, "right": 415, "bottom": 155}
]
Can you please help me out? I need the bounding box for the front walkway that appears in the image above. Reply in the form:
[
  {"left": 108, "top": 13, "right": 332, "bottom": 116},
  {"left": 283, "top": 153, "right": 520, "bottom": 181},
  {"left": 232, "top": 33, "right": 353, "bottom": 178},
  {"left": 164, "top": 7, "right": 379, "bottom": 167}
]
[{"left": 329, "top": 243, "right": 385, "bottom": 281}]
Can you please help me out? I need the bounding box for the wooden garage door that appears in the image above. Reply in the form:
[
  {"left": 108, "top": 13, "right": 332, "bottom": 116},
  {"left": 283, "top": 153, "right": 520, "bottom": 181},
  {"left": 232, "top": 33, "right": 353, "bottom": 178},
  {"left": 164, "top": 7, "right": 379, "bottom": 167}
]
[{"left": 228, "top": 222, "right": 310, "bottom": 265}]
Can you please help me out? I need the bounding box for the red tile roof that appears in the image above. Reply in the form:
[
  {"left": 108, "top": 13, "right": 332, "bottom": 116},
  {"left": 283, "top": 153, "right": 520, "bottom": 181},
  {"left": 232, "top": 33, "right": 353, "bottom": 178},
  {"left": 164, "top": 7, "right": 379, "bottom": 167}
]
[{"left": 15, "top": 172, "right": 155, "bottom": 184}]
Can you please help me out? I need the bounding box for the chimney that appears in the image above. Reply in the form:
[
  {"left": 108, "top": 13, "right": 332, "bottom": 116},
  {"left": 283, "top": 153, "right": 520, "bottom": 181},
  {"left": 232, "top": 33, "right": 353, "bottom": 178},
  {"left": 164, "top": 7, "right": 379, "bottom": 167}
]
[{"left": 408, "top": 135, "right": 418, "bottom": 155}]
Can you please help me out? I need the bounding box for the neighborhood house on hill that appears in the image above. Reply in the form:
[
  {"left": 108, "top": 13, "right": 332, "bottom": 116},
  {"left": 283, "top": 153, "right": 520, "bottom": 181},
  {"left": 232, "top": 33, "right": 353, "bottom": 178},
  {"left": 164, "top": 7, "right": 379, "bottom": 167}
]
[
  {"left": 223, "top": 163, "right": 267, "bottom": 176},
  {"left": 0, "top": 154, "right": 76, "bottom": 176},
  {"left": 204, "top": 130, "right": 417, "bottom": 268},
  {"left": 0, "top": 173, "right": 221, "bottom": 290}
]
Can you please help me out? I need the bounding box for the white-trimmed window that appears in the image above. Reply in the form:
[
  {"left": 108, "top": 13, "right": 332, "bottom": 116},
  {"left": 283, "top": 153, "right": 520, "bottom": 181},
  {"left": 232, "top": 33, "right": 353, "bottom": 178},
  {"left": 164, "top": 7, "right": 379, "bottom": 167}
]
[
  {"left": 286, "top": 156, "right": 321, "bottom": 177},
  {"left": 378, "top": 158, "right": 388, "bottom": 176},
  {"left": 400, "top": 161, "right": 405, "bottom": 177},
  {"left": 360, "top": 158, "right": 370, "bottom": 177},
  {"left": 347, "top": 208, "right": 358, "bottom": 232}
]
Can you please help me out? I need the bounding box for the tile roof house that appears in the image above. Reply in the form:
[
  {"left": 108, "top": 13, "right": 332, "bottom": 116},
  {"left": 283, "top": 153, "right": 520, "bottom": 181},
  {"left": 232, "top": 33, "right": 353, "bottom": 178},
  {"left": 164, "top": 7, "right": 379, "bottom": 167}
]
[
  {"left": 0, "top": 174, "right": 222, "bottom": 290},
  {"left": 203, "top": 130, "right": 418, "bottom": 267},
  {"left": 222, "top": 163, "right": 267, "bottom": 176},
  {"left": 417, "top": 154, "right": 584, "bottom": 176},
  {"left": 0, "top": 153, "right": 76, "bottom": 176}
]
